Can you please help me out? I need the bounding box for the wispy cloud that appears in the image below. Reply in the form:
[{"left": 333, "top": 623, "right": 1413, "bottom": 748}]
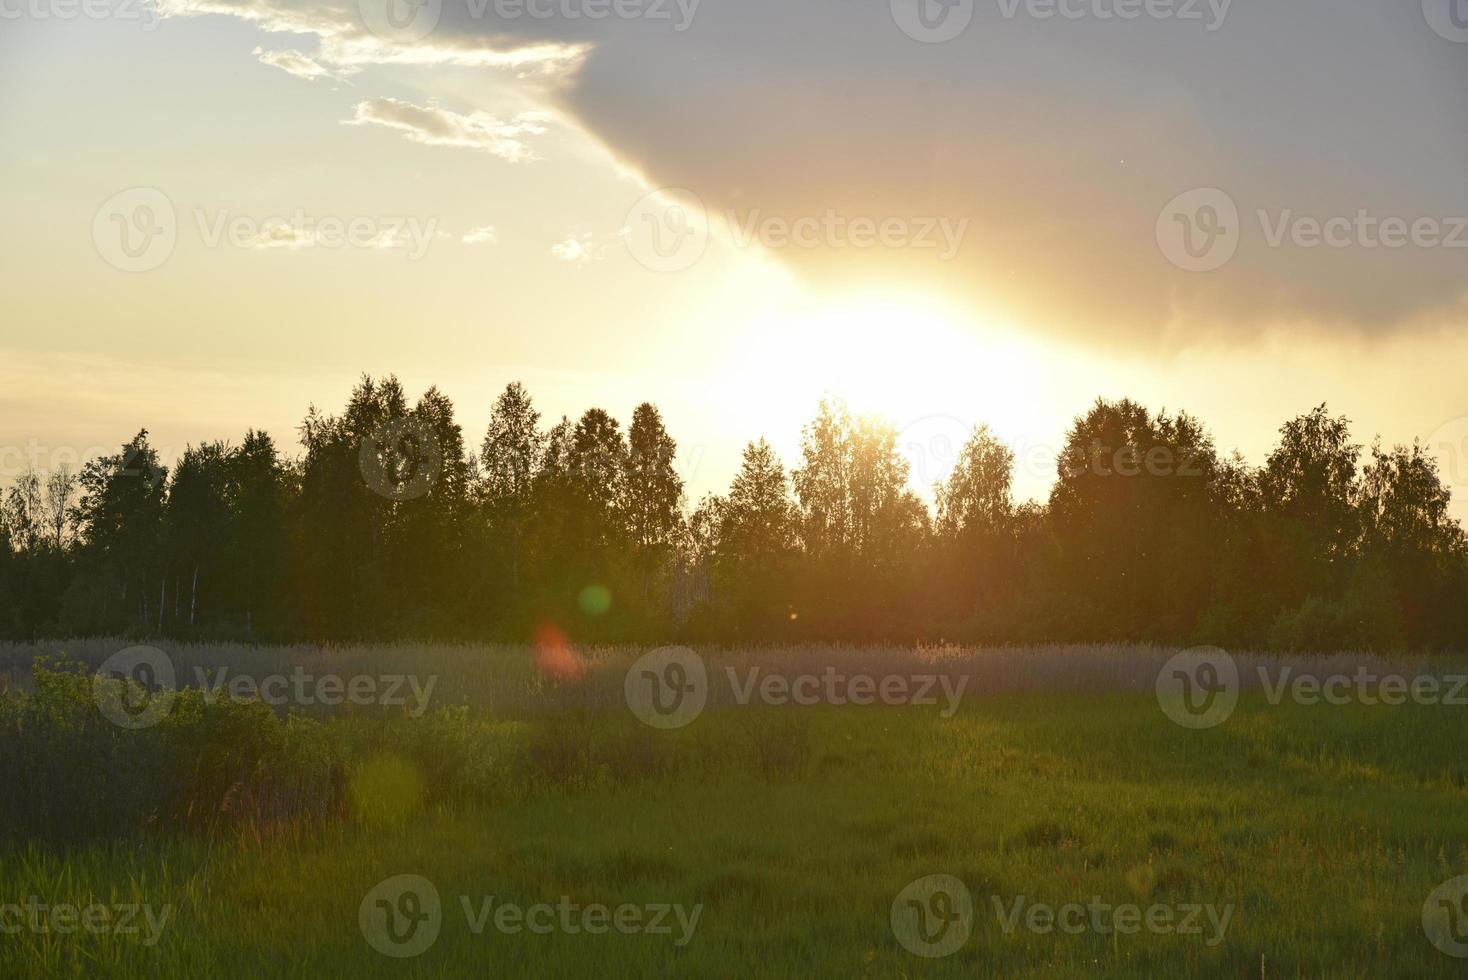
[
  {"left": 461, "top": 226, "right": 498, "bottom": 245},
  {"left": 550, "top": 233, "right": 598, "bottom": 264},
  {"left": 345, "top": 98, "right": 548, "bottom": 162},
  {"left": 159, "top": 0, "right": 588, "bottom": 78},
  {"left": 252, "top": 47, "right": 353, "bottom": 83}
]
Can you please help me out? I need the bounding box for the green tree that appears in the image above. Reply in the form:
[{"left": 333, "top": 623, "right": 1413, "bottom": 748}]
[
  {"left": 621, "top": 402, "right": 685, "bottom": 607},
  {"left": 74, "top": 430, "right": 169, "bottom": 630}
]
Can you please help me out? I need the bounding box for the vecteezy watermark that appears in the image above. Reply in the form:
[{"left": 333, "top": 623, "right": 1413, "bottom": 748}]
[
  {"left": 625, "top": 647, "right": 709, "bottom": 729},
  {"left": 624, "top": 648, "right": 968, "bottom": 729},
  {"left": 193, "top": 209, "right": 440, "bottom": 258},
  {"left": 899, "top": 415, "right": 973, "bottom": 490},
  {"left": 359, "top": 417, "right": 443, "bottom": 501},
  {"left": 93, "top": 188, "right": 177, "bottom": 273},
  {"left": 0, "top": 0, "right": 160, "bottom": 30},
  {"left": 621, "top": 189, "right": 969, "bottom": 272},
  {"left": 726, "top": 667, "right": 967, "bottom": 716},
  {"left": 724, "top": 210, "right": 968, "bottom": 261},
  {"left": 94, "top": 646, "right": 437, "bottom": 728},
  {"left": 996, "top": 0, "right": 1230, "bottom": 29},
  {"left": 891, "top": 874, "right": 974, "bottom": 957},
  {"left": 1155, "top": 188, "right": 1239, "bottom": 273},
  {"left": 194, "top": 666, "right": 437, "bottom": 717},
  {"left": 0, "top": 440, "right": 126, "bottom": 482},
  {"left": 897, "top": 421, "right": 1061, "bottom": 486},
  {"left": 358, "top": 0, "right": 443, "bottom": 42},
  {"left": 891, "top": 0, "right": 1229, "bottom": 43},
  {"left": 891, "top": 876, "right": 1233, "bottom": 958},
  {"left": 621, "top": 188, "right": 709, "bottom": 273},
  {"left": 1057, "top": 441, "right": 1206, "bottom": 479},
  {"left": 92, "top": 189, "right": 442, "bottom": 272},
  {"left": 358, "top": 875, "right": 702, "bottom": 958},
  {"left": 991, "top": 895, "right": 1233, "bottom": 948},
  {"left": 1158, "top": 187, "right": 1468, "bottom": 272},
  {"left": 94, "top": 645, "right": 177, "bottom": 730},
  {"left": 357, "top": 0, "right": 698, "bottom": 43},
  {"left": 1423, "top": 0, "right": 1468, "bottom": 42},
  {"left": 0, "top": 898, "right": 173, "bottom": 947},
  {"left": 1424, "top": 417, "right": 1468, "bottom": 490},
  {"left": 1158, "top": 648, "right": 1468, "bottom": 730},
  {"left": 360, "top": 875, "right": 442, "bottom": 958},
  {"left": 1155, "top": 647, "right": 1239, "bottom": 730},
  {"left": 890, "top": 0, "right": 974, "bottom": 43},
  {"left": 465, "top": 0, "right": 698, "bottom": 28},
  {"left": 1256, "top": 210, "right": 1468, "bottom": 251},
  {"left": 1424, "top": 875, "right": 1468, "bottom": 958}
]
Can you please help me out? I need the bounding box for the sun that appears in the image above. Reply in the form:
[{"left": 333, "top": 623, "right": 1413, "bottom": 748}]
[{"left": 733, "top": 290, "right": 1038, "bottom": 435}]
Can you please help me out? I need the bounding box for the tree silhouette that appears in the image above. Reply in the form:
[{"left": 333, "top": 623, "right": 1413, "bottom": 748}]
[{"left": 1, "top": 382, "right": 1463, "bottom": 651}]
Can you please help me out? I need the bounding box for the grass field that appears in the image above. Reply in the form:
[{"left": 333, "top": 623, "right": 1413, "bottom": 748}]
[{"left": 2, "top": 641, "right": 1467, "bottom": 978}]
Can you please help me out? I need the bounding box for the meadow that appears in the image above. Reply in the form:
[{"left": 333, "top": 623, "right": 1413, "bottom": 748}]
[{"left": 2, "top": 640, "right": 1467, "bottom": 978}]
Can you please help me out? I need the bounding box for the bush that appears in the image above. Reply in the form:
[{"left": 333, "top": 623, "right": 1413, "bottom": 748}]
[{"left": 0, "top": 659, "right": 345, "bottom": 845}]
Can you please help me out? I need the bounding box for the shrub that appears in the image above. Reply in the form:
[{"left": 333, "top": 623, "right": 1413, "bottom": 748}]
[{"left": 0, "top": 659, "right": 345, "bottom": 845}]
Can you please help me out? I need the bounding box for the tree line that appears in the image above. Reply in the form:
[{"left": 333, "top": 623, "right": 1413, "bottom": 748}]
[{"left": 0, "top": 375, "right": 1463, "bottom": 651}]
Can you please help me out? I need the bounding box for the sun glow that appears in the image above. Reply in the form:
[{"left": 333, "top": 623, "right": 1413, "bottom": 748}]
[
  {"left": 703, "top": 288, "right": 1073, "bottom": 503},
  {"left": 732, "top": 291, "right": 1044, "bottom": 436}
]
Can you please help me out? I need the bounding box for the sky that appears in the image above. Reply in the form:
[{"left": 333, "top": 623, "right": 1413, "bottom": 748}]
[{"left": 3, "top": 0, "right": 1468, "bottom": 515}]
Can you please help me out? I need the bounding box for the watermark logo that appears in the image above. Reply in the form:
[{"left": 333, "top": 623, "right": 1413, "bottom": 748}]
[
  {"left": 1425, "top": 417, "right": 1468, "bottom": 490},
  {"left": 1424, "top": 875, "right": 1468, "bottom": 957},
  {"left": 724, "top": 209, "right": 968, "bottom": 259},
  {"left": 625, "top": 646, "right": 708, "bottom": 729},
  {"left": 461, "top": 895, "right": 701, "bottom": 944},
  {"left": 93, "top": 187, "right": 176, "bottom": 273},
  {"left": 622, "top": 188, "right": 708, "bottom": 273},
  {"left": 1423, "top": 0, "right": 1468, "bottom": 42},
  {"left": 1156, "top": 187, "right": 1239, "bottom": 273},
  {"left": 898, "top": 415, "right": 972, "bottom": 490},
  {"left": 727, "top": 667, "right": 967, "bottom": 717},
  {"left": 360, "top": 875, "right": 442, "bottom": 958},
  {"left": 94, "top": 645, "right": 176, "bottom": 730},
  {"left": 195, "top": 667, "right": 437, "bottom": 717},
  {"left": 0, "top": 0, "right": 161, "bottom": 30},
  {"left": 358, "top": 0, "right": 442, "bottom": 42},
  {"left": 891, "top": 0, "right": 974, "bottom": 43},
  {"left": 1057, "top": 441, "right": 1205, "bottom": 480},
  {"left": 623, "top": 189, "right": 968, "bottom": 270},
  {"left": 994, "top": 0, "right": 1230, "bottom": 30},
  {"left": 1258, "top": 666, "right": 1468, "bottom": 708},
  {"left": 1156, "top": 646, "right": 1238, "bottom": 729},
  {"left": 458, "top": 0, "right": 700, "bottom": 29},
  {"left": 0, "top": 898, "right": 173, "bottom": 946},
  {"left": 1256, "top": 210, "right": 1468, "bottom": 251},
  {"left": 891, "top": 874, "right": 974, "bottom": 958},
  {"left": 993, "top": 895, "right": 1233, "bottom": 946},
  {"left": 359, "top": 418, "right": 443, "bottom": 501}
]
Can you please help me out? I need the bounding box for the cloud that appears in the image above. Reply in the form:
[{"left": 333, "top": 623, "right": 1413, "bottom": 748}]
[
  {"left": 252, "top": 46, "right": 351, "bottom": 82},
  {"left": 167, "top": 0, "right": 1468, "bottom": 346},
  {"left": 550, "top": 233, "right": 597, "bottom": 263},
  {"left": 345, "top": 98, "right": 548, "bottom": 162},
  {"left": 245, "top": 221, "right": 315, "bottom": 250},
  {"left": 461, "top": 226, "right": 497, "bottom": 245},
  {"left": 159, "top": 0, "right": 588, "bottom": 77}
]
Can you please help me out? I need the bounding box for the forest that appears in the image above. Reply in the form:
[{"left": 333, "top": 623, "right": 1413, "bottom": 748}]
[{"left": 0, "top": 376, "right": 1462, "bottom": 652}]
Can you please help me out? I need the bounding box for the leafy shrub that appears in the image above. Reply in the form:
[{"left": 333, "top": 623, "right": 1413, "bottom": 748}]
[
  {"left": 338, "top": 706, "right": 530, "bottom": 807},
  {"left": 0, "top": 660, "right": 345, "bottom": 845}
]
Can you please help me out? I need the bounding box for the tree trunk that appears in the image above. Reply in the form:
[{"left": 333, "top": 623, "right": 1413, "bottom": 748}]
[{"left": 191, "top": 564, "right": 199, "bottom": 629}]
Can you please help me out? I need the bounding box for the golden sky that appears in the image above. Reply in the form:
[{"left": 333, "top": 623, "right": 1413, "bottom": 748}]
[{"left": 3, "top": 0, "right": 1468, "bottom": 516}]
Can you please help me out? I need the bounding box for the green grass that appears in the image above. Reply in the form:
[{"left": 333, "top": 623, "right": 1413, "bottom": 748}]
[{"left": 2, "top": 645, "right": 1467, "bottom": 977}]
